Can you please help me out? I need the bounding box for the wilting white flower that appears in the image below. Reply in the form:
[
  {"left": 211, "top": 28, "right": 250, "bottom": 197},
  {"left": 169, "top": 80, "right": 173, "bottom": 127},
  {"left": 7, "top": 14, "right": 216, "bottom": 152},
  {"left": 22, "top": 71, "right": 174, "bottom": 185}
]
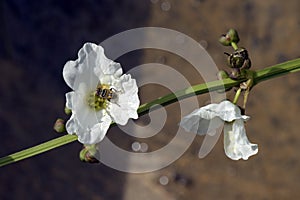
[
  {"left": 63, "top": 43, "right": 140, "bottom": 145},
  {"left": 180, "top": 100, "right": 258, "bottom": 160}
]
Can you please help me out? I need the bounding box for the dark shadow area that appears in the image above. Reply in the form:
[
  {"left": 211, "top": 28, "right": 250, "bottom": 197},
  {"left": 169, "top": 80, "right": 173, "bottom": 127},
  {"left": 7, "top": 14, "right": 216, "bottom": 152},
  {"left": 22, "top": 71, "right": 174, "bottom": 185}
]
[{"left": 0, "top": 0, "right": 150, "bottom": 199}]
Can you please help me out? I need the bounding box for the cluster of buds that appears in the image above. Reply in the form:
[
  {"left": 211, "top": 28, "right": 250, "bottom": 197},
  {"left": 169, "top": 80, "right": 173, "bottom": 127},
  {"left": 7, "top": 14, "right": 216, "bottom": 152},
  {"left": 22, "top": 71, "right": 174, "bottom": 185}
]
[{"left": 218, "top": 29, "right": 252, "bottom": 80}]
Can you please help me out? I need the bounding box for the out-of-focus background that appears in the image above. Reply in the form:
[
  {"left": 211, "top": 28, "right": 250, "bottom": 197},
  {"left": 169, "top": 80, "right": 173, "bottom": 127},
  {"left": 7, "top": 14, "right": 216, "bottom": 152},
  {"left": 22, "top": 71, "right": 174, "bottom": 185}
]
[{"left": 1, "top": 0, "right": 300, "bottom": 199}]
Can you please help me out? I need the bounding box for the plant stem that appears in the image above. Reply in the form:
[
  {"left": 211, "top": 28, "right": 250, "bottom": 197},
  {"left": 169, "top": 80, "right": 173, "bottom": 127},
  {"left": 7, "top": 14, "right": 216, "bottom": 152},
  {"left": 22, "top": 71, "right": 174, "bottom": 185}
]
[
  {"left": 0, "top": 135, "right": 77, "bottom": 167},
  {"left": 1, "top": 58, "right": 300, "bottom": 168},
  {"left": 233, "top": 88, "right": 242, "bottom": 104},
  {"left": 231, "top": 42, "right": 238, "bottom": 50}
]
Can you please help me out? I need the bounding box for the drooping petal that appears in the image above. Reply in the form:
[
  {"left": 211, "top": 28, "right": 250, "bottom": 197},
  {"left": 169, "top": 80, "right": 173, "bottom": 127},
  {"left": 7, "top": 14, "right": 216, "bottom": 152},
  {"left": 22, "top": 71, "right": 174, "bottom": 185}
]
[
  {"left": 201, "top": 100, "right": 248, "bottom": 122},
  {"left": 179, "top": 109, "right": 224, "bottom": 135},
  {"left": 179, "top": 100, "right": 250, "bottom": 135},
  {"left": 223, "top": 119, "right": 258, "bottom": 160}
]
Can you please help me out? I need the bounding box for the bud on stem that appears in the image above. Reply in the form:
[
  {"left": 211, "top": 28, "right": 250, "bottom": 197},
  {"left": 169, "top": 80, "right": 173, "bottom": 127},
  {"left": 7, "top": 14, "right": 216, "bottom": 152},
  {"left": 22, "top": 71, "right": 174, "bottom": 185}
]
[
  {"left": 79, "top": 144, "right": 100, "bottom": 163},
  {"left": 53, "top": 118, "right": 66, "bottom": 133}
]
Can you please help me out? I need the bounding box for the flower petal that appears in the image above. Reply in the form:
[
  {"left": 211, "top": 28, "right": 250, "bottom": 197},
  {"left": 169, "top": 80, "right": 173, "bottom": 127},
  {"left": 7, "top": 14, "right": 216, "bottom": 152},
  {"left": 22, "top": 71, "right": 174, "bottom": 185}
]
[
  {"left": 91, "top": 44, "right": 123, "bottom": 78},
  {"left": 77, "top": 114, "right": 112, "bottom": 145},
  {"left": 63, "top": 43, "right": 109, "bottom": 90},
  {"left": 65, "top": 91, "right": 74, "bottom": 109},
  {"left": 63, "top": 60, "right": 79, "bottom": 90},
  {"left": 223, "top": 119, "right": 258, "bottom": 160},
  {"left": 108, "top": 74, "right": 139, "bottom": 125},
  {"left": 65, "top": 114, "right": 78, "bottom": 135},
  {"left": 203, "top": 100, "right": 248, "bottom": 122},
  {"left": 179, "top": 108, "right": 223, "bottom": 135}
]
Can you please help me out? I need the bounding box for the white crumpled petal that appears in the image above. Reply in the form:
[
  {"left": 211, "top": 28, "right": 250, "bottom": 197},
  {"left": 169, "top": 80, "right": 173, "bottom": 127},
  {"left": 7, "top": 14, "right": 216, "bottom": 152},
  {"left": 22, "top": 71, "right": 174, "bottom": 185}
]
[
  {"left": 77, "top": 114, "right": 112, "bottom": 144},
  {"left": 179, "top": 100, "right": 247, "bottom": 135},
  {"left": 224, "top": 119, "right": 258, "bottom": 160},
  {"left": 63, "top": 43, "right": 122, "bottom": 90},
  {"left": 199, "top": 100, "right": 248, "bottom": 122},
  {"left": 108, "top": 74, "right": 139, "bottom": 125},
  {"left": 179, "top": 109, "right": 223, "bottom": 136},
  {"left": 65, "top": 113, "right": 112, "bottom": 144}
]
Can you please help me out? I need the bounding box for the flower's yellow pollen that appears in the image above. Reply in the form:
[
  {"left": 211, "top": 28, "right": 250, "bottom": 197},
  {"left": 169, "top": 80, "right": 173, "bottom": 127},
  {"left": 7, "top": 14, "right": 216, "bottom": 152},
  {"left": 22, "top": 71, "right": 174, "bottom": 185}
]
[{"left": 87, "top": 84, "right": 112, "bottom": 111}]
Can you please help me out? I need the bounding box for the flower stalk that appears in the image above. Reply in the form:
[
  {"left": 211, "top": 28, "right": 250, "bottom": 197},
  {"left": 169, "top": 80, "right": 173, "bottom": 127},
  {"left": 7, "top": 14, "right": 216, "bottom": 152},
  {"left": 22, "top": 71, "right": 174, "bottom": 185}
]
[{"left": 0, "top": 58, "right": 300, "bottom": 167}]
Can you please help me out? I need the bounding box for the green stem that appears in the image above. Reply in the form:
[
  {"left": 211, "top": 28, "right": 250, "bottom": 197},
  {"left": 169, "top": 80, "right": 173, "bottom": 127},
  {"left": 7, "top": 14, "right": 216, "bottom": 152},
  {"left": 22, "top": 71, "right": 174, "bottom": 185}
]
[
  {"left": 1, "top": 58, "right": 300, "bottom": 168},
  {"left": 231, "top": 42, "right": 238, "bottom": 50},
  {"left": 233, "top": 88, "right": 242, "bottom": 104},
  {"left": 0, "top": 135, "right": 77, "bottom": 167}
]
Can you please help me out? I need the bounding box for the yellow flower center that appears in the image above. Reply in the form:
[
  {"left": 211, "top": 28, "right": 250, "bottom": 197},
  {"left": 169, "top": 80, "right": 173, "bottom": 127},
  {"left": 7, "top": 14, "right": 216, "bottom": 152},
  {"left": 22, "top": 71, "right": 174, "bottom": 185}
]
[{"left": 87, "top": 84, "right": 112, "bottom": 111}]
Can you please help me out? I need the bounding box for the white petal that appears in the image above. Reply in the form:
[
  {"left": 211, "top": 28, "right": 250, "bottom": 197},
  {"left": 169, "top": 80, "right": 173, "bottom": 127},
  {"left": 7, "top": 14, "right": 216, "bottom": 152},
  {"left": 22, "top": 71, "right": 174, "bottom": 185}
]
[
  {"left": 108, "top": 74, "right": 139, "bottom": 125},
  {"left": 65, "top": 114, "right": 78, "bottom": 135},
  {"left": 119, "top": 74, "right": 140, "bottom": 110},
  {"left": 91, "top": 44, "right": 123, "bottom": 77},
  {"left": 63, "top": 60, "right": 79, "bottom": 90},
  {"left": 73, "top": 83, "right": 110, "bottom": 131},
  {"left": 65, "top": 91, "right": 74, "bottom": 109},
  {"left": 179, "top": 100, "right": 250, "bottom": 136},
  {"left": 223, "top": 119, "right": 258, "bottom": 160},
  {"left": 77, "top": 114, "right": 112, "bottom": 145},
  {"left": 63, "top": 43, "right": 96, "bottom": 89},
  {"left": 179, "top": 109, "right": 223, "bottom": 135},
  {"left": 66, "top": 111, "right": 112, "bottom": 144},
  {"left": 203, "top": 100, "right": 248, "bottom": 122}
]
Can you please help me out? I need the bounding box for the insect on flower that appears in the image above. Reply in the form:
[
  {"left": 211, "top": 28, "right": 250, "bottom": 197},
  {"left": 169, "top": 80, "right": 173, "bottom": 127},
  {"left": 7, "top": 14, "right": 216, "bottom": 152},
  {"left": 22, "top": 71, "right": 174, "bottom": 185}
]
[{"left": 95, "top": 83, "right": 117, "bottom": 101}]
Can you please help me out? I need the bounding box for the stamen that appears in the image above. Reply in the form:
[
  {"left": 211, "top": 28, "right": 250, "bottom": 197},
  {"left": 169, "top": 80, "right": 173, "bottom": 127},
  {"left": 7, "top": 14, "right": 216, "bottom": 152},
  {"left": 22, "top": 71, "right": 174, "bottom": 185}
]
[{"left": 87, "top": 91, "right": 108, "bottom": 111}]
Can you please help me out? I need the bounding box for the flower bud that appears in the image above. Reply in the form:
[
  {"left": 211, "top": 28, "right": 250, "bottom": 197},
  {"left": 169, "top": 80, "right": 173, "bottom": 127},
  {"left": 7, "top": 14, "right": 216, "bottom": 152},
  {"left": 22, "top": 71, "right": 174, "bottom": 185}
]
[
  {"left": 218, "top": 35, "right": 231, "bottom": 46},
  {"left": 219, "top": 29, "right": 240, "bottom": 46},
  {"left": 64, "top": 107, "right": 72, "bottom": 115},
  {"left": 79, "top": 145, "right": 100, "bottom": 163},
  {"left": 227, "top": 28, "right": 240, "bottom": 43},
  {"left": 53, "top": 118, "right": 66, "bottom": 133}
]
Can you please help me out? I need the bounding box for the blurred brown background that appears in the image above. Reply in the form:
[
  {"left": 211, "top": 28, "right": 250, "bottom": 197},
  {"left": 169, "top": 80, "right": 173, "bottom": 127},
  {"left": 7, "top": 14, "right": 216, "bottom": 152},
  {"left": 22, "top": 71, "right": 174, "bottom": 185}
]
[{"left": 0, "top": 0, "right": 300, "bottom": 199}]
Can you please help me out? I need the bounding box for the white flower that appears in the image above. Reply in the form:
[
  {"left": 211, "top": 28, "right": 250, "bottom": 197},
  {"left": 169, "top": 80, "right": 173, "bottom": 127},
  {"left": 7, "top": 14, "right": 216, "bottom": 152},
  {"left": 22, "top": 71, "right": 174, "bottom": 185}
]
[
  {"left": 179, "top": 100, "right": 258, "bottom": 160},
  {"left": 63, "top": 43, "right": 140, "bottom": 145}
]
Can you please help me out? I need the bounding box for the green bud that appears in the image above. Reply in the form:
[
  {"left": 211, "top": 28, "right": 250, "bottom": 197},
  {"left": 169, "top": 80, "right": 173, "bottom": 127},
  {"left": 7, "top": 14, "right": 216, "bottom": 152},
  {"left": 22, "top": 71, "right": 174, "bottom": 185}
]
[
  {"left": 64, "top": 107, "right": 72, "bottom": 115},
  {"left": 227, "top": 28, "right": 240, "bottom": 43},
  {"left": 218, "top": 35, "right": 231, "bottom": 46},
  {"left": 79, "top": 144, "right": 99, "bottom": 164},
  {"left": 219, "top": 29, "right": 240, "bottom": 46},
  {"left": 53, "top": 118, "right": 66, "bottom": 133}
]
